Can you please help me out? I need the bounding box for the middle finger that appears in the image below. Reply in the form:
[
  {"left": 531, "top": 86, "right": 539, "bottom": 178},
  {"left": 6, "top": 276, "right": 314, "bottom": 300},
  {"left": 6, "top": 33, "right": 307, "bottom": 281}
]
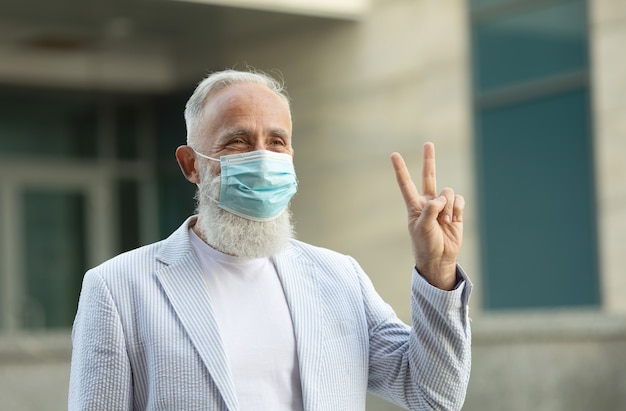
[{"left": 422, "top": 142, "right": 437, "bottom": 198}]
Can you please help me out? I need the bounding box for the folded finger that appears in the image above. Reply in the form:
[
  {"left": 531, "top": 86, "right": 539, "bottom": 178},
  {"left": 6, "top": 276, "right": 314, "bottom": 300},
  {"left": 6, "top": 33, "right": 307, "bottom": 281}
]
[
  {"left": 422, "top": 196, "right": 447, "bottom": 223},
  {"left": 439, "top": 187, "right": 455, "bottom": 224},
  {"left": 453, "top": 194, "right": 465, "bottom": 222}
]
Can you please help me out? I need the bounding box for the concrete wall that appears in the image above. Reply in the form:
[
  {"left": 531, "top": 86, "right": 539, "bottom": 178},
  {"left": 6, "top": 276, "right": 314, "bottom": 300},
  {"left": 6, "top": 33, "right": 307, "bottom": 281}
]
[
  {"left": 591, "top": 0, "right": 626, "bottom": 314},
  {"left": 0, "top": 332, "right": 70, "bottom": 411},
  {"left": 466, "top": 311, "right": 626, "bottom": 411}
]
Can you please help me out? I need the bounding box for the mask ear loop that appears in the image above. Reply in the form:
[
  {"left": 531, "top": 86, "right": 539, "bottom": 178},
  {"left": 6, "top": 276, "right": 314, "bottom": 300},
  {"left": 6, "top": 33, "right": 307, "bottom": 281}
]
[
  {"left": 192, "top": 149, "right": 220, "bottom": 162},
  {"left": 193, "top": 149, "right": 221, "bottom": 205}
]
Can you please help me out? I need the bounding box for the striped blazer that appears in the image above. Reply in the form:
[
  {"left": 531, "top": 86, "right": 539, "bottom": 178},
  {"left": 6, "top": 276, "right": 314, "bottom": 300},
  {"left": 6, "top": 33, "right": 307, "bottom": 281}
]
[{"left": 69, "top": 217, "right": 472, "bottom": 410}]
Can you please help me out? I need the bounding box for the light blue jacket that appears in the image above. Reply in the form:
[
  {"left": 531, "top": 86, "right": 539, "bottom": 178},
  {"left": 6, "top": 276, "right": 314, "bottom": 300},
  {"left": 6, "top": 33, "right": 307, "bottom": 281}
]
[{"left": 69, "top": 217, "right": 472, "bottom": 410}]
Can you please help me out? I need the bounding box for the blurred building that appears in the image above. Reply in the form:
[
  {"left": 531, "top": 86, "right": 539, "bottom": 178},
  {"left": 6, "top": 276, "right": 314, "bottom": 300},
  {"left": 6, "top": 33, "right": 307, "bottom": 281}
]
[{"left": 0, "top": 0, "right": 624, "bottom": 410}]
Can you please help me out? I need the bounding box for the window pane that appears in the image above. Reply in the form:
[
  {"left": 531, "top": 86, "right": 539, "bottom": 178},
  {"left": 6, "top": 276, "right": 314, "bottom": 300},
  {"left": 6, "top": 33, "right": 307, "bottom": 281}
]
[
  {"left": 116, "top": 103, "right": 140, "bottom": 160},
  {"left": 0, "top": 89, "right": 97, "bottom": 159},
  {"left": 21, "top": 189, "right": 87, "bottom": 328},
  {"left": 156, "top": 93, "right": 188, "bottom": 161},
  {"left": 117, "top": 179, "right": 141, "bottom": 252},
  {"left": 472, "top": 0, "right": 588, "bottom": 92},
  {"left": 477, "top": 88, "right": 599, "bottom": 309},
  {"left": 158, "top": 173, "right": 196, "bottom": 239},
  {"left": 155, "top": 93, "right": 195, "bottom": 238},
  {"left": 0, "top": 190, "right": 4, "bottom": 330}
]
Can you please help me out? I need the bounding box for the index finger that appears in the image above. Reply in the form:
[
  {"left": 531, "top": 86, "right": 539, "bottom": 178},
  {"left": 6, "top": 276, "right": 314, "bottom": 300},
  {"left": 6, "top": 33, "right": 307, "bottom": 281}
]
[
  {"left": 422, "top": 142, "right": 437, "bottom": 197},
  {"left": 390, "top": 152, "right": 420, "bottom": 208}
]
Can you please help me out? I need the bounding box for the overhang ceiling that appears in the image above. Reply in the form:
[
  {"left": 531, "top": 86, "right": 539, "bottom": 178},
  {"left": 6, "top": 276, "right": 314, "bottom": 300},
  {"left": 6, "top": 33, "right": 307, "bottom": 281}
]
[{"left": 0, "top": 0, "right": 364, "bottom": 92}]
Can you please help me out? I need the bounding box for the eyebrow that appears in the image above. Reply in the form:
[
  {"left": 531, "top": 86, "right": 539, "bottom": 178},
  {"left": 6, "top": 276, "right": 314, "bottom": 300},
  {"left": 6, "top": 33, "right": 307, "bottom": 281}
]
[
  {"left": 268, "top": 128, "right": 290, "bottom": 138},
  {"left": 218, "top": 127, "right": 290, "bottom": 141},
  {"left": 214, "top": 129, "right": 248, "bottom": 143}
]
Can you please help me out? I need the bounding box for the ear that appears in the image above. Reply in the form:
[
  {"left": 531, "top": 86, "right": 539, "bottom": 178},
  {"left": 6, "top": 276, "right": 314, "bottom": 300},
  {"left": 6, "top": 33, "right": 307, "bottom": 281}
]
[{"left": 175, "top": 145, "right": 200, "bottom": 184}]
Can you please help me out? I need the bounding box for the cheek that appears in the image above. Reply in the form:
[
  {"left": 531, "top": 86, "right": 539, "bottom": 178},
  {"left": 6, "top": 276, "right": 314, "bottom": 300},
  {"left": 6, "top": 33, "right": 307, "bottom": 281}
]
[
  {"left": 199, "top": 163, "right": 221, "bottom": 180},
  {"left": 211, "top": 163, "right": 222, "bottom": 177}
]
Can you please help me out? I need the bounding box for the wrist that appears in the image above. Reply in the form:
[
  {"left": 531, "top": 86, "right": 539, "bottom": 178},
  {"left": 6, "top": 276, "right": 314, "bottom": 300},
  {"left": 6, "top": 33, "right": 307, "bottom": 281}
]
[{"left": 415, "top": 262, "right": 458, "bottom": 291}]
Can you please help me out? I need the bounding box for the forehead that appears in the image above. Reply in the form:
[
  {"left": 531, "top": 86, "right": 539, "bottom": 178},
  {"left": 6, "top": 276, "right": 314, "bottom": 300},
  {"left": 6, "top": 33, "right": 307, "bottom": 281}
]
[{"left": 201, "top": 83, "right": 291, "bottom": 127}]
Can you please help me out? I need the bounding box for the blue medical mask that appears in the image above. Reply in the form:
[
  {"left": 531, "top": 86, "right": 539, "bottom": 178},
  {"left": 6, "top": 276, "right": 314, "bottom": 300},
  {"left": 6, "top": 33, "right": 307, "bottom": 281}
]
[{"left": 194, "top": 149, "right": 298, "bottom": 221}]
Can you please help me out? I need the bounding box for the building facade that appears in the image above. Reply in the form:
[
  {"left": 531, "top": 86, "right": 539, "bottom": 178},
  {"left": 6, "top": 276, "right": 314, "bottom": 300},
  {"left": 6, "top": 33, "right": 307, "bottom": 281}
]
[{"left": 0, "top": 0, "right": 625, "bottom": 409}]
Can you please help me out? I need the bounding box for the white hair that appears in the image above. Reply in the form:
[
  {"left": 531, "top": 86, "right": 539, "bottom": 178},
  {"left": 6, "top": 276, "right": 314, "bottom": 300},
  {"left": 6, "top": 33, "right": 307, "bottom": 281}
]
[{"left": 184, "top": 69, "right": 291, "bottom": 145}]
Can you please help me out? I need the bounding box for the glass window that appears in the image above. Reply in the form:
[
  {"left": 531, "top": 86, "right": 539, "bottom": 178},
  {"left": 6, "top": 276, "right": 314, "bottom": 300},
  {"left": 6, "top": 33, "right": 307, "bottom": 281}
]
[
  {"left": 21, "top": 189, "right": 87, "bottom": 328},
  {"left": 116, "top": 102, "right": 141, "bottom": 160},
  {"left": 0, "top": 89, "right": 98, "bottom": 159},
  {"left": 117, "top": 179, "right": 141, "bottom": 253},
  {"left": 156, "top": 93, "right": 196, "bottom": 237},
  {"left": 0, "top": 189, "right": 4, "bottom": 330},
  {"left": 156, "top": 93, "right": 189, "bottom": 161},
  {"left": 0, "top": 87, "right": 181, "bottom": 332},
  {"left": 472, "top": 0, "right": 588, "bottom": 92},
  {"left": 158, "top": 173, "right": 196, "bottom": 239},
  {"left": 477, "top": 88, "right": 599, "bottom": 309},
  {"left": 471, "top": 0, "right": 598, "bottom": 310}
]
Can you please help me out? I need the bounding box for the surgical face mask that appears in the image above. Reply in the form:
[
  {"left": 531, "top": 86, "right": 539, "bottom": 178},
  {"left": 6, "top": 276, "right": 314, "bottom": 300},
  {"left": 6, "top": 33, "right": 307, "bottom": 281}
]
[{"left": 194, "top": 149, "right": 298, "bottom": 221}]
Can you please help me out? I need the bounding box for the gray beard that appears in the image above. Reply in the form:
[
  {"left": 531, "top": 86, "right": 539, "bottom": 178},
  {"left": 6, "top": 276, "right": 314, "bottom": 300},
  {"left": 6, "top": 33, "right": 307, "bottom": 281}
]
[{"left": 195, "top": 170, "right": 295, "bottom": 259}]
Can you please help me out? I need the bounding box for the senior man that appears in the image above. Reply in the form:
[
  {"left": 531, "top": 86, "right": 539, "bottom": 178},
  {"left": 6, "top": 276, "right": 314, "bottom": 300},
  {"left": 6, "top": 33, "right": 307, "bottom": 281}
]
[{"left": 69, "top": 69, "right": 472, "bottom": 411}]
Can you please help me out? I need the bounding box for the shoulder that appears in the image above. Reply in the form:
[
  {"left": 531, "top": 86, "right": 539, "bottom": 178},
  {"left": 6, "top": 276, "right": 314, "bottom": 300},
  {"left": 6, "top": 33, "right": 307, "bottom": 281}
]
[
  {"left": 86, "top": 217, "right": 195, "bottom": 284},
  {"left": 283, "top": 239, "right": 366, "bottom": 284},
  {"left": 84, "top": 241, "right": 165, "bottom": 283},
  {"left": 99, "top": 241, "right": 164, "bottom": 267},
  {"left": 288, "top": 239, "right": 356, "bottom": 266}
]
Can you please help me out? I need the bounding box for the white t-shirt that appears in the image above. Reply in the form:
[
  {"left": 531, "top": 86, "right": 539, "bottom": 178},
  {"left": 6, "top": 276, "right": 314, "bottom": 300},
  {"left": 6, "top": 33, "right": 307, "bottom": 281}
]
[{"left": 189, "top": 229, "right": 304, "bottom": 411}]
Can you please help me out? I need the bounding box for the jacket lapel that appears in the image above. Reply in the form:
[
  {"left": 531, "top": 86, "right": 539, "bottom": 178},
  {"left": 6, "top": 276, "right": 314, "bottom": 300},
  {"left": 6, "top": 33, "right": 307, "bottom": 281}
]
[
  {"left": 155, "top": 218, "right": 239, "bottom": 411},
  {"left": 274, "top": 244, "right": 325, "bottom": 411}
]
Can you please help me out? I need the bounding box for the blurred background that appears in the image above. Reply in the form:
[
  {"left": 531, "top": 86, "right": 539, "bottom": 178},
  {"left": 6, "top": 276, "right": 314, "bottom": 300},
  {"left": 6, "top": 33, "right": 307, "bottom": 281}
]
[{"left": 0, "top": 0, "right": 625, "bottom": 409}]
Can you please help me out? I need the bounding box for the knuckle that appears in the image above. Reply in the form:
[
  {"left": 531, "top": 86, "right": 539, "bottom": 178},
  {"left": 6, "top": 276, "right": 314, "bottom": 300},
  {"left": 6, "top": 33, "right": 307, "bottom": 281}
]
[{"left": 441, "top": 187, "right": 455, "bottom": 196}]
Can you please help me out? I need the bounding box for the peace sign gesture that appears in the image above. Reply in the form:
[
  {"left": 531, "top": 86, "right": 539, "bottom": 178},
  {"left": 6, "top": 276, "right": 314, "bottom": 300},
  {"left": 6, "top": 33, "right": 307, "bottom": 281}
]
[{"left": 390, "top": 143, "right": 464, "bottom": 290}]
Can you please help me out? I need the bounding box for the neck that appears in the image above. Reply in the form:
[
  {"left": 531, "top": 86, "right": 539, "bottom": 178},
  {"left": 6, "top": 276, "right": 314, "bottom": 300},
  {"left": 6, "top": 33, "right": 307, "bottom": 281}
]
[{"left": 192, "top": 217, "right": 238, "bottom": 257}]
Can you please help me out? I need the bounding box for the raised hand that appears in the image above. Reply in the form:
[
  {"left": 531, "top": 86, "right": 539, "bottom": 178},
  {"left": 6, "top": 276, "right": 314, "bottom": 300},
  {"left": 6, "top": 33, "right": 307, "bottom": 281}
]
[{"left": 390, "top": 142, "right": 464, "bottom": 290}]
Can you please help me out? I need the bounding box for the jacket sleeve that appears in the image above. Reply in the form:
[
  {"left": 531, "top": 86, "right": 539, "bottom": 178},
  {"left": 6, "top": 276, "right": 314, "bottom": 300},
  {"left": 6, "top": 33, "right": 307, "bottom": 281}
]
[
  {"left": 68, "top": 270, "right": 133, "bottom": 411},
  {"left": 358, "top": 259, "right": 472, "bottom": 411}
]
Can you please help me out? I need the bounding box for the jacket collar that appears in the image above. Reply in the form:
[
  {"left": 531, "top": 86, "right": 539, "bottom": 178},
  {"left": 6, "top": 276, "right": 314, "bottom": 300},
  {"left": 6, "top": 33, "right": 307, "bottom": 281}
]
[
  {"left": 154, "top": 216, "right": 239, "bottom": 410},
  {"left": 273, "top": 244, "right": 325, "bottom": 410}
]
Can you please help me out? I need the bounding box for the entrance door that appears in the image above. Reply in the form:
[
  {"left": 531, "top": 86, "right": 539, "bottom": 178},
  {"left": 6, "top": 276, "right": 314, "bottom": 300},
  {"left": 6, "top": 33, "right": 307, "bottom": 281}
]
[{"left": 0, "top": 161, "right": 114, "bottom": 331}]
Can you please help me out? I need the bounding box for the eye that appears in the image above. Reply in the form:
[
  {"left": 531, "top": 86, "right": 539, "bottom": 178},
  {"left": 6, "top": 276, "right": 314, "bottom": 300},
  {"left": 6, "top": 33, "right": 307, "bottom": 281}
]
[
  {"left": 227, "top": 137, "right": 247, "bottom": 146},
  {"left": 270, "top": 138, "right": 285, "bottom": 146}
]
